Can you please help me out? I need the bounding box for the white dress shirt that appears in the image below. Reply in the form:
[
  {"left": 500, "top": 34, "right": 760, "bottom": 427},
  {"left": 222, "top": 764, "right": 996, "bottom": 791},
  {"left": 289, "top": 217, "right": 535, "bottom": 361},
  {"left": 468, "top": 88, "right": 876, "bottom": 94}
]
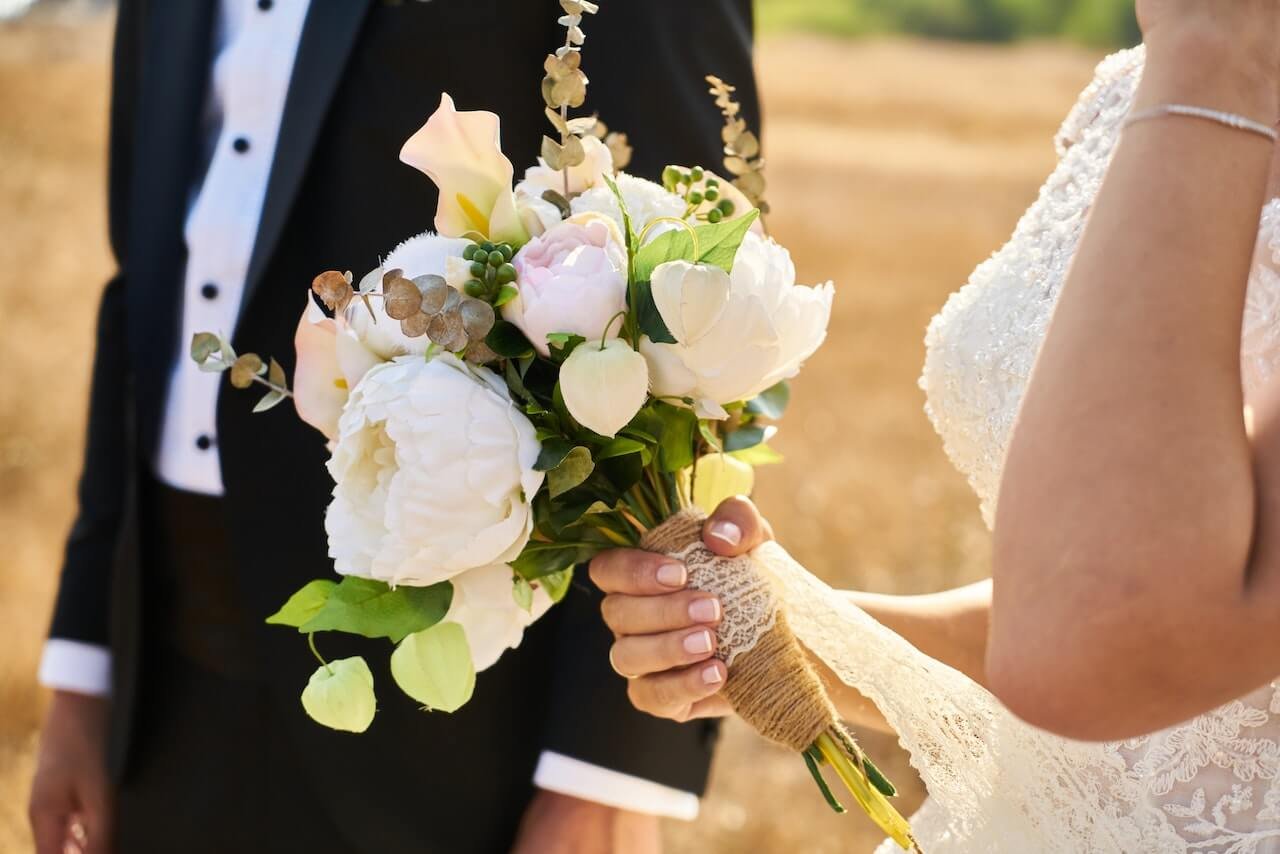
[{"left": 39, "top": 0, "right": 698, "bottom": 820}]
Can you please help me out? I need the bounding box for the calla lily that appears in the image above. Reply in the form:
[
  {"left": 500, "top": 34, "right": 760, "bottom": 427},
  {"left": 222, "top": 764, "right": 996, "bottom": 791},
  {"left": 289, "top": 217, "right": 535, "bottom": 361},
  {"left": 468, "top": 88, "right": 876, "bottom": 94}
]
[
  {"left": 293, "top": 295, "right": 382, "bottom": 441},
  {"left": 560, "top": 339, "right": 650, "bottom": 438},
  {"left": 400, "top": 93, "right": 529, "bottom": 246}
]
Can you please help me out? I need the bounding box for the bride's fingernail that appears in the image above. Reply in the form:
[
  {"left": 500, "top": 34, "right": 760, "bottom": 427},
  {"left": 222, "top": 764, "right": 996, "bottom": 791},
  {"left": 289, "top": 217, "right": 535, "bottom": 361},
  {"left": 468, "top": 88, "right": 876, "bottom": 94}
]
[
  {"left": 684, "top": 629, "right": 714, "bottom": 655},
  {"left": 708, "top": 520, "right": 742, "bottom": 547},
  {"left": 701, "top": 663, "right": 724, "bottom": 685},
  {"left": 688, "top": 597, "right": 720, "bottom": 623},
  {"left": 656, "top": 563, "right": 687, "bottom": 588}
]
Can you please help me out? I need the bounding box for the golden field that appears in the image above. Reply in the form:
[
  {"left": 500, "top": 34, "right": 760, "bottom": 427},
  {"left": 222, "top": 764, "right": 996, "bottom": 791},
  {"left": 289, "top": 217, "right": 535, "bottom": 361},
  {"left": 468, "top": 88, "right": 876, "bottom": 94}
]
[{"left": 0, "top": 12, "right": 1103, "bottom": 852}]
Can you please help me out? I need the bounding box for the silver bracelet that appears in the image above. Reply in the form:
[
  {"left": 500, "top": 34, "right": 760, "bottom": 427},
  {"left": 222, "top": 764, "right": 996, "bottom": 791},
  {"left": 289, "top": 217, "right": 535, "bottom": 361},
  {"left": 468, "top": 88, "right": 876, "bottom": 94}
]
[{"left": 1124, "top": 103, "right": 1278, "bottom": 143}]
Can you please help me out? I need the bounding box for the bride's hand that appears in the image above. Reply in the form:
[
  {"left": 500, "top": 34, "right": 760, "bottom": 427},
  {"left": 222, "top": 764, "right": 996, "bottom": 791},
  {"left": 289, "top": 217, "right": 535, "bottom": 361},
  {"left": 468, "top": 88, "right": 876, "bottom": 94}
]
[{"left": 589, "top": 497, "right": 774, "bottom": 722}]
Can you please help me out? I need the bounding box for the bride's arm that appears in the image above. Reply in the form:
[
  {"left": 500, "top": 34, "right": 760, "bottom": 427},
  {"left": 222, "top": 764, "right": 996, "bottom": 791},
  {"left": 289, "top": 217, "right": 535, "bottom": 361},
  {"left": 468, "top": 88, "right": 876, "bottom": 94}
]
[
  {"left": 589, "top": 497, "right": 993, "bottom": 732},
  {"left": 992, "top": 4, "right": 1280, "bottom": 740}
]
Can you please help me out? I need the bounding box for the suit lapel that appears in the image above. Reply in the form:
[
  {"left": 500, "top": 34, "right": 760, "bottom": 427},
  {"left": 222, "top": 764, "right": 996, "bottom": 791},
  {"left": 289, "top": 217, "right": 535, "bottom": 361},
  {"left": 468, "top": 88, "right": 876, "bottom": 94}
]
[{"left": 239, "top": 0, "right": 375, "bottom": 316}]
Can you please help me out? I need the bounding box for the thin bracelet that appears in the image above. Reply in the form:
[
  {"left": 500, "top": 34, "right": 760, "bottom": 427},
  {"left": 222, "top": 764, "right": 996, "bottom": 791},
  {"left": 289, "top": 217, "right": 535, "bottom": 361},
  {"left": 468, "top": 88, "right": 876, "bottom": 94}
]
[{"left": 1124, "top": 104, "right": 1278, "bottom": 143}]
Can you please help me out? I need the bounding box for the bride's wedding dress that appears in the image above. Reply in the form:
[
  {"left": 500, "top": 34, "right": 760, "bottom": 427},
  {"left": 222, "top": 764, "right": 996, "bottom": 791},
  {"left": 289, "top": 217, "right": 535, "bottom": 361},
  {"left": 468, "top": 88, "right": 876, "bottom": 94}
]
[{"left": 762, "top": 46, "right": 1280, "bottom": 852}]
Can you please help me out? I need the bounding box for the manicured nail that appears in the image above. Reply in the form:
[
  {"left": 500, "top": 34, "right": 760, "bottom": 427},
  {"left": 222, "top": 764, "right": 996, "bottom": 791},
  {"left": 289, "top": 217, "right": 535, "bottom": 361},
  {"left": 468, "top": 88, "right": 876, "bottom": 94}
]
[
  {"left": 656, "top": 563, "right": 687, "bottom": 588},
  {"left": 684, "top": 629, "right": 714, "bottom": 655},
  {"left": 688, "top": 597, "right": 721, "bottom": 624},
  {"left": 701, "top": 663, "right": 724, "bottom": 685},
  {"left": 707, "top": 520, "right": 742, "bottom": 547}
]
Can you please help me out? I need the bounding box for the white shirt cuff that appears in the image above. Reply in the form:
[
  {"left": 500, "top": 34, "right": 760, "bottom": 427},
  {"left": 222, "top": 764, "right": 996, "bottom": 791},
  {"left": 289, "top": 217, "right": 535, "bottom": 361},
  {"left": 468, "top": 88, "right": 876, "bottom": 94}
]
[
  {"left": 533, "top": 751, "right": 700, "bottom": 821},
  {"left": 38, "top": 639, "right": 113, "bottom": 697}
]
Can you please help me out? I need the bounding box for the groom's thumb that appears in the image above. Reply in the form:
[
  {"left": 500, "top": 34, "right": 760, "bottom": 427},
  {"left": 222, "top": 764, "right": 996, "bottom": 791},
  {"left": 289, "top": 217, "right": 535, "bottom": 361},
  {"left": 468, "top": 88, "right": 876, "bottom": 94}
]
[{"left": 703, "top": 496, "right": 773, "bottom": 557}]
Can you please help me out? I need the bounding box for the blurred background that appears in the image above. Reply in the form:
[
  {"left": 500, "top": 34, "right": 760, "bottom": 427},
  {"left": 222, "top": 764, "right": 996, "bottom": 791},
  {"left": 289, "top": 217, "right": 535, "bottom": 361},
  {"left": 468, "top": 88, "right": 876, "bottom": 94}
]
[{"left": 0, "top": 0, "right": 1135, "bottom": 850}]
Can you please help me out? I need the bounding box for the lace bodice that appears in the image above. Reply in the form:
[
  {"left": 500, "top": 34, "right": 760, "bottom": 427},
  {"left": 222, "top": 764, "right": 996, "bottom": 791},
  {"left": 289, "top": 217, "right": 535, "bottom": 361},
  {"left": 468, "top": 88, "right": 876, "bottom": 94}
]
[{"left": 919, "top": 46, "right": 1280, "bottom": 852}]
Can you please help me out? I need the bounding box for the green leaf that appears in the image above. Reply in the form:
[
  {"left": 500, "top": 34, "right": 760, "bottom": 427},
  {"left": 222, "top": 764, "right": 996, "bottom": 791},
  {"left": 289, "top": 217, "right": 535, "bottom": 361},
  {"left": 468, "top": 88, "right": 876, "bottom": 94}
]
[
  {"left": 547, "top": 332, "right": 587, "bottom": 364},
  {"left": 391, "top": 622, "right": 475, "bottom": 713},
  {"left": 511, "top": 541, "right": 601, "bottom": 580},
  {"left": 724, "top": 424, "right": 776, "bottom": 453},
  {"left": 699, "top": 422, "right": 724, "bottom": 452},
  {"left": 730, "top": 443, "right": 784, "bottom": 466},
  {"left": 535, "top": 438, "right": 575, "bottom": 472},
  {"left": 485, "top": 320, "right": 535, "bottom": 359},
  {"left": 548, "top": 446, "right": 595, "bottom": 498},
  {"left": 602, "top": 173, "right": 638, "bottom": 252},
  {"left": 299, "top": 577, "right": 453, "bottom": 643},
  {"left": 632, "top": 209, "right": 760, "bottom": 282},
  {"left": 300, "top": 656, "right": 377, "bottom": 734},
  {"left": 597, "top": 437, "right": 646, "bottom": 461},
  {"left": 654, "top": 402, "right": 698, "bottom": 473},
  {"left": 540, "top": 568, "right": 574, "bottom": 604},
  {"left": 632, "top": 280, "right": 677, "bottom": 345},
  {"left": 745, "top": 381, "right": 791, "bottom": 420},
  {"left": 494, "top": 284, "right": 519, "bottom": 308},
  {"left": 512, "top": 576, "right": 534, "bottom": 613},
  {"left": 266, "top": 579, "right": 337, "bottom": 628}
]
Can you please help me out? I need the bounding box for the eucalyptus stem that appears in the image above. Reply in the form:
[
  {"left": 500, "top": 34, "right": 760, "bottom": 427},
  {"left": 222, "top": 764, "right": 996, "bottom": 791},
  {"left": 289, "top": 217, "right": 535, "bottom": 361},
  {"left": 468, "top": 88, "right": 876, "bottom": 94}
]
[{"left": 250, "top": 373, "right": 293, "bottom": 399}]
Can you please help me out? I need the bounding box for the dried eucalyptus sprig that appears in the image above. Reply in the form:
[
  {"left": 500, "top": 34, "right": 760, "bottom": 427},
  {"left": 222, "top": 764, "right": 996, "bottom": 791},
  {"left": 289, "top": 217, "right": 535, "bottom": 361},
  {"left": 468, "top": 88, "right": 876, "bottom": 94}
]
[
  {"left": 191, "top": 332, "right": 291, "bottom": 412},
  {"left": 706, "top": 75, "right": 768, "bottom": 214},
  {"left": 541, "top": 0, "right": 600, "bottom": 197}
]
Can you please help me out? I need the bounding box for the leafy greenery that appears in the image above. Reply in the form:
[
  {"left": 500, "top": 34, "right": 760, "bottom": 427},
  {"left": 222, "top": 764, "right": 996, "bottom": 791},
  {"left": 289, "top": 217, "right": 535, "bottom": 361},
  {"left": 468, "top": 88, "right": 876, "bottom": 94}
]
[
  {"left": 755, "top": 0, "right": 1141, "bottom": 47},
  {"left": 270, "top": 576, "right": 453, "bottom": 644},
  {"left": 391, "top": 622, "right": 476, "bottom": 713}
]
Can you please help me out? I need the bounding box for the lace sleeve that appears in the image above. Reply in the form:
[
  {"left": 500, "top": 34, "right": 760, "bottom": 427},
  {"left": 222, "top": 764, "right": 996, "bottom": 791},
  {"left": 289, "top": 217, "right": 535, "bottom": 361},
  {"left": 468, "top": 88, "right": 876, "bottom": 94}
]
[{"left": 1055, "top": 48, "right": 1145, "bottom": 156}]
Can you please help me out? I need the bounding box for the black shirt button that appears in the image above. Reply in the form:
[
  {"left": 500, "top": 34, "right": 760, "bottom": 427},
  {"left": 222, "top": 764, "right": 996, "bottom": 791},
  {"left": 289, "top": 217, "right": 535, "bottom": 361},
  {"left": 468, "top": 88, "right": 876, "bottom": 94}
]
[
  {"left": 195, "top": 434, "right": 214, "bottom": 451},
  {"left": 232, "top": 137, "right": 251, "bottom": 154},
  {"left": 257, "top": 0, "right": 273, "bottom": 9},
  {"left": 201, "top": 282, "right": 219, "bottom": 300}
]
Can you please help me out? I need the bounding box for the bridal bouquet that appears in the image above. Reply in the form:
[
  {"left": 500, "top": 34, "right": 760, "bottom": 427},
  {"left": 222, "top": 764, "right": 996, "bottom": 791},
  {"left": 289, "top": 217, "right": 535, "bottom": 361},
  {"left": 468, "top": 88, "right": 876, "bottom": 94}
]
[{"left": 194, "top": 3, "right": 914, "bottom": 848}]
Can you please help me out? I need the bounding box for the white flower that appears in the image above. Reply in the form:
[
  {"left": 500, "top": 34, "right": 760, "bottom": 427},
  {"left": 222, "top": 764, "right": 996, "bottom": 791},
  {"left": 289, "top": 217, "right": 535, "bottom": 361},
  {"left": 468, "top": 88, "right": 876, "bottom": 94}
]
[
  {"left": 515, "top": 186, "right": 565, "bottom": 238},
  {"left": 640, "top": 232, "right": 834, "bottom": 419},
  {"left": 348, "top": 232, "right": 472, "bottom": 360},
  {"left": 505, "top": 213, "right": 628, "bottom": 356},
  {"left": 293, "top": 296, "right": 381, "bottom": 441},
  {"left": 571, "top": 173, "right": 686, "bottom": 242},
  {"left": 519, "top": 134, "right": 614, "bottom": 198},
  {"left": 325, "top": 353, "right": 544, "bottom": 587},
  {"left": 560, "top": 339, "right": 649, "bottom": 437},
  {"left": 445, "top": 565, "right": 552, "bottom": 671}
]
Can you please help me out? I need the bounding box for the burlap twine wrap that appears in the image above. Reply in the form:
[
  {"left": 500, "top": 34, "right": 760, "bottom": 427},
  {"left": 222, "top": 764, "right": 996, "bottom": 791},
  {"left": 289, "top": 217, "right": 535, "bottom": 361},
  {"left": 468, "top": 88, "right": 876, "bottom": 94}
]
[{"left": 641, "top": 509, "right": 840, "bottom": 752}]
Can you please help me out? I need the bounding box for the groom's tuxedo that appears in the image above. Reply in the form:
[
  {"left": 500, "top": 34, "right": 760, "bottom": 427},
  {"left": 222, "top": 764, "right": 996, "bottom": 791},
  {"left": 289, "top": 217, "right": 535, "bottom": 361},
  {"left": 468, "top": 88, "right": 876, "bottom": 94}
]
[{"left": 43, "top": 0, "right": 759, "bottom": 851}]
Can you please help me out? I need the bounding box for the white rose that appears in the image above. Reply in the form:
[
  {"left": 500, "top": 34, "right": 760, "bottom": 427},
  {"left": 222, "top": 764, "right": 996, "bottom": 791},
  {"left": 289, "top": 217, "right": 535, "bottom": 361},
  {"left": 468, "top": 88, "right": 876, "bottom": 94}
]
[
  {"left": 519, "top": 134, "right": 614, "bottom": 198},
  {"left": 325, "top": 353, "right": 544, "bottom": 587},
  {"left": 445, "top": 565, "right": 553, "bottom": 672},
  {"left": 571, "top": 173, "right": 687, "bottom": 243},
  {"left": 347, "top": 232, "right": 471, "bottom": 359},
  {"left": 640, "top": 232, "right": 834, "bottom": 419}
]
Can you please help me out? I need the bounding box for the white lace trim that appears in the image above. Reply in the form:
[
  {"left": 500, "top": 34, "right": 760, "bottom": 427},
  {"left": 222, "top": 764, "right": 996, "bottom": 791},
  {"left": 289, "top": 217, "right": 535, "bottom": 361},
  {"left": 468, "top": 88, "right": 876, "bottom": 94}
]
[{"left": 675, "top": 541, "right": 778, "bottom": 667}]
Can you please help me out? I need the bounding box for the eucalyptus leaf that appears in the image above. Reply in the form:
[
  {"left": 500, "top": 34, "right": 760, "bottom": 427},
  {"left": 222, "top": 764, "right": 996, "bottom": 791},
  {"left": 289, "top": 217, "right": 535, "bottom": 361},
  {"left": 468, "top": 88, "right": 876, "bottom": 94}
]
[
  {"left": 632, "top": 209, "right": 760, "bottom": 282},
  {"left": 724, "top": 424, "right": 778, "bottom": 453},
  {"left": 191, "top": 332, "right": 221, "bottom": 364},
  {"left": 391, "top": 622, "right": 475, "bottom": 713},
  {"left": 253, "top": 389, "right": 287, "bottom": 413},
  {"left": 299, "top": 577, "right": 453, "bottom": 643},
  {"left": 548, "top": 446, "right": 594, "bottom": 498},
  {"left": 266, "top": 579, "right": 337, "bottom": 628}
]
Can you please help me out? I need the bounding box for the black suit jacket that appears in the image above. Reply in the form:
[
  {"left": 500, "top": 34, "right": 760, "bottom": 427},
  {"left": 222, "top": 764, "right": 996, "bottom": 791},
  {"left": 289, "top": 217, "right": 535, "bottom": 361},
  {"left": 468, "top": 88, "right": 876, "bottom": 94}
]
[{"left": 51, "top": 1, "right": 759, "bottom": 850}]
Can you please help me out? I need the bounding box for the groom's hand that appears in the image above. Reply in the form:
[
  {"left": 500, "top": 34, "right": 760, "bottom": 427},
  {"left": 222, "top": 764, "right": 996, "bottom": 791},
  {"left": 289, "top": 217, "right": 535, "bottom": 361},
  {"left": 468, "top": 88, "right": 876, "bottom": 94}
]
[
  {"left": 590, "top": 497, "right": 773, "bottom": 722},
  {"left": 29, "top": 691, "right": 113, "bottom": 854},
  {"left": 512, "top": 790, "right": 661, "bottom": 854}
]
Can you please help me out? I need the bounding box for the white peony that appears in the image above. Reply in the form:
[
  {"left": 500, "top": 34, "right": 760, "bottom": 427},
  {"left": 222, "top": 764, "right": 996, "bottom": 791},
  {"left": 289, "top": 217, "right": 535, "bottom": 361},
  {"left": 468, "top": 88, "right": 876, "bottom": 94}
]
[
  {"left": 347, "top": 232, "right": 471, "bottom": 360},
  {"left": 571, "top": 173, "right": 687, "bottom": 243},
  {"left": 640, "top": 232, "right": 834, "bottom": 419},
  {"left": 325, "top": 353, "right": 544, "bottom": 587},
  {"left": 445, "top": 564, "right": 553, "bottom": 672}
]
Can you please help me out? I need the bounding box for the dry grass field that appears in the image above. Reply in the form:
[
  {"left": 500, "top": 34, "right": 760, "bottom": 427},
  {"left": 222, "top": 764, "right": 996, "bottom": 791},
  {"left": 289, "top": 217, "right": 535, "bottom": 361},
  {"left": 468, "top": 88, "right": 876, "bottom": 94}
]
[{"left": 0, "top": 11, "right": 1103, "bottom": 852}]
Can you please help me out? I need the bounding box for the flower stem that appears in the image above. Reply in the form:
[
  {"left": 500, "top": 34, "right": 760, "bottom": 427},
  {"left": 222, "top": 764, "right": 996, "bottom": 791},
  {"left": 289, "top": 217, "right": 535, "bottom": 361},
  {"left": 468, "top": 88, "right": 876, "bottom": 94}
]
[
  {"left": 307, "top": 633, "right": 331, "bottom": 675},
  {"left": 814, "top": 732, "right": 919, "bottom": 852}
]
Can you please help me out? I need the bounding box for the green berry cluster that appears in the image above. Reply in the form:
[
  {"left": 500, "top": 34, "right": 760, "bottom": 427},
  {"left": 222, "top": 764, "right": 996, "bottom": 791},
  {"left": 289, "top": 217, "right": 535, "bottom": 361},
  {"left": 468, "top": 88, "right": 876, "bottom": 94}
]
[
  {"left": 462, "top": 241, "right": 518, "bottom": 305},
  {"left": 662, "top": 166, "right": 737, "bottom": 224}
]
